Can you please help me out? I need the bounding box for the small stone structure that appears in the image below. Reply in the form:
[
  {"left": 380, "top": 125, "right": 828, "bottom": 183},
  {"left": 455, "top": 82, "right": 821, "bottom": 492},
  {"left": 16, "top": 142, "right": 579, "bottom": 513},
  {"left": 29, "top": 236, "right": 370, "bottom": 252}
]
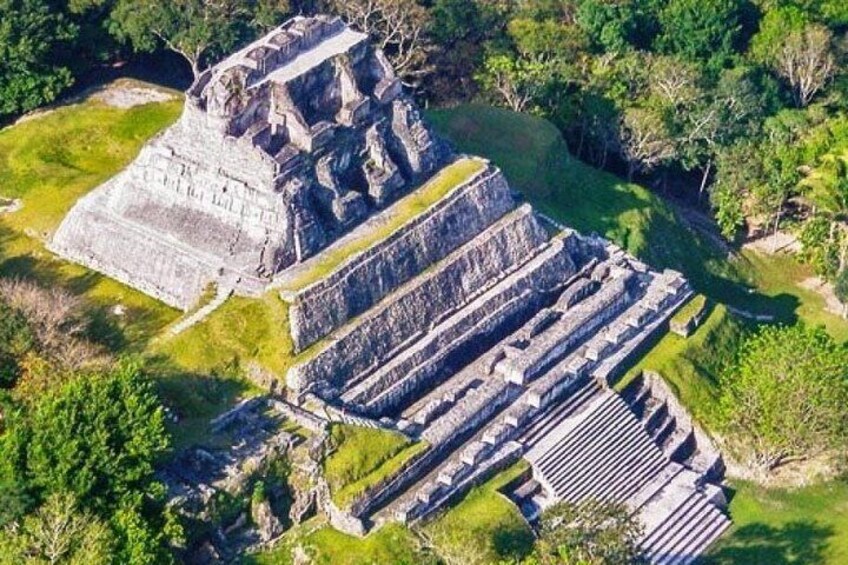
[
  {"left": 50, "top": 15, "right": 448, "bottom": 310},
  {"left": 51, "top": 17, "right": 731, "bottom": 563}
]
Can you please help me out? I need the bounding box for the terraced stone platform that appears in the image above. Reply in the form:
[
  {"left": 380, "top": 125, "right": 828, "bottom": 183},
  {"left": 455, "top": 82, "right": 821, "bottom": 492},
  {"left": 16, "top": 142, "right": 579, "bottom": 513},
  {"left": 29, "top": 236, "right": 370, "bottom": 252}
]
[
  {"left": 51, "top": 15, "right": 448, "bottom": 309},
  {"left": 276, "top": 147, "right": 729, "bottom": 560},
  {"left": 49, "top": 16, "right": 731, "bottom": 561}
]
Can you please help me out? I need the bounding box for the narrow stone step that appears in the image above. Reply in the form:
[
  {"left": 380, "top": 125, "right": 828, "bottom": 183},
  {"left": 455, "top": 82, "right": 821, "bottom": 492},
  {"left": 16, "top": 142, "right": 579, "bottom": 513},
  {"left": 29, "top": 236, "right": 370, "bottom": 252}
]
[
  {"left": 646, "top": 497, "right": 714, "bottom": 563},
  {"left": 556, "top": 409, "right": 660, "bottom": 500}
]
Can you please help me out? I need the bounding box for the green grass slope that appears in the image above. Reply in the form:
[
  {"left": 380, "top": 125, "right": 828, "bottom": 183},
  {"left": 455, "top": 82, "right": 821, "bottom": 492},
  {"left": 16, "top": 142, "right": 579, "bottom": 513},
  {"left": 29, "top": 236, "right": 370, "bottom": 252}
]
[
  {"left": 323, "top": 424, "right": 427, "bottom": 509},
  {"left": 427, "top": 105, "right": 848, "bottom": 339},
  {"left": 423, "top": 462, "right": 535, "bottom": 564},
  {"left": 0, "top": 94, "right": 184, "bottom": 347},
  {"left": 427, "top": 106, "right": 741, "bottom": 297}
]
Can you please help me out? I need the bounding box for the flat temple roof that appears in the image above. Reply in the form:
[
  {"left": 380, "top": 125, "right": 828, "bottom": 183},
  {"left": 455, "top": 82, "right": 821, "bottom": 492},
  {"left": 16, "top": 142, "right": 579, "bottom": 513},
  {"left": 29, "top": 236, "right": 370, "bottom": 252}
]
[{"left": 250, "top": 27, "right": 368, "bottom": 89}]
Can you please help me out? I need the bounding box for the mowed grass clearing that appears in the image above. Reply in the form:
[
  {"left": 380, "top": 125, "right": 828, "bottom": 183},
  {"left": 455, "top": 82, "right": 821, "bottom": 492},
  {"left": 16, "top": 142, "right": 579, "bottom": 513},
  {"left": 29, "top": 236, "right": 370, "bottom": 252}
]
[
  {"left": 248, "top": 519, "right": 436, "bottom": 565},
  {"left": 422, "top": 461, "right": 535, "bottom": 564},
  {"left": 323, "top": 424, "right": 428, "bottom": 509},
  {"left": 0, "top": 93, "right": 184, "bottom": 347},
  {"left": 706, "top": 479, "right": 848, "bottom": 564}
]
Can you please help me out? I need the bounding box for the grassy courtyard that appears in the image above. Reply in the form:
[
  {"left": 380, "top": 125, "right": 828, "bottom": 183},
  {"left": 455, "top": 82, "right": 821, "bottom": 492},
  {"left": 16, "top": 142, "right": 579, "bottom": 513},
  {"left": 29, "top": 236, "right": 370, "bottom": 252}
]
[
  {"left": 323, "top": 424, "right": 428, "bottom": 509},
  {"left": 248, "top": 519, "right": 435, "bottom": 565}
]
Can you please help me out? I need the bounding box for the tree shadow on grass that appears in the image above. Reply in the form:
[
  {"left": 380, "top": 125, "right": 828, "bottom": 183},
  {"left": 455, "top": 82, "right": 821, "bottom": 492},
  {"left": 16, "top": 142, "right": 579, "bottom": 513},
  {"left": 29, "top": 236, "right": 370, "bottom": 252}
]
[
  {"left": 146, "top": 354, "right": 256, "bottom": 451},
  {"left": 491, "top": 522, "right": 535, "bottom": 562},
  {"left": 703, "top": 521, "right": 834, "bottom": 565}
]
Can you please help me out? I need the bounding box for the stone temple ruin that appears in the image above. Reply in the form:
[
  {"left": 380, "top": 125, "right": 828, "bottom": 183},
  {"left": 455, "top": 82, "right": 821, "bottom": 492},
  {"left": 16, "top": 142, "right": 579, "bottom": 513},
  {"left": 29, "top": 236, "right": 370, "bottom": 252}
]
[
  {"left": 52, "top": 16, "right": 730, "bottom": 564},
  {"left": 51, "top": 15, "right": 447, "bottom": 309}
]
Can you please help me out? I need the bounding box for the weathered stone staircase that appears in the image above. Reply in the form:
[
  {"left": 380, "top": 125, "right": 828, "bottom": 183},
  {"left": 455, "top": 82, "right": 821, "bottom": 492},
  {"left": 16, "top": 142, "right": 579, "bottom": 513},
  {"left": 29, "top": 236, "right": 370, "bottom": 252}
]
[{"left": 275, "top": 155, "right": 724, "bottom": 563}]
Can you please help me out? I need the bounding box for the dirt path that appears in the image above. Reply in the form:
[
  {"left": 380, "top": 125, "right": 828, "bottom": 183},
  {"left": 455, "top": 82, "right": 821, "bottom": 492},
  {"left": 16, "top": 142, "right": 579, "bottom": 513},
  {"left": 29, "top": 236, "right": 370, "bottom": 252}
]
[
  {"left": 799, "top": 276, "right": 846, "bottom": 317},
  {"left": 742, "top": 231, "right": 802, "bottom": 254}
]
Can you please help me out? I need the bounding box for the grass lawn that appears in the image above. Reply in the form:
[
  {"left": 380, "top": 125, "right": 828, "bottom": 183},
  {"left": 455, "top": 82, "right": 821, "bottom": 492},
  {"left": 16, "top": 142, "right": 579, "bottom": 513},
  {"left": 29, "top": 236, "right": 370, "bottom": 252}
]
[
  {"left": 422, "top": 461, "right": 535, "bottom": 564},
  {"left": 735, "top": 250, "right": 848, "bottom": 342},
  {"left": 706, "top": 480, "right": 848, "bottom": 564},
  {"left": 152, "top": 293, "right": 294, "bottom": 375},
  {"left": 0, "top": 93, "right": 184, "bottom": 349},
  {"left": 323, "top": 424, "right": 428, "bottom": 509},
  {"left": 617, "top": 303, "right": 745, "bottom": 430},
  {"left": 279, "top": 157, "right": 486, "bottom": 292}
]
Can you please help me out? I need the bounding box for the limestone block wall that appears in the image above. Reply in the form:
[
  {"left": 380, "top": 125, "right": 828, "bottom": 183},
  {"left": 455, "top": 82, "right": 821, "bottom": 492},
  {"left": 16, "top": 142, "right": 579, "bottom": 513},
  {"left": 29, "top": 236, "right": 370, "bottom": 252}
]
[
  {"left": 286, "top": 206, "right": 553, "bottom": 396},
  {"left": 48, "top": 184, "right": 217, "bottom": 308},
  {"left": 288, "top": 165, "right": 515, "bottom": 351},
  {"left": 176, "top": 105, "right": 281, "bottom": 187},
  {"left": 345, "top": 236, "right": 580, "bottom": 416}
]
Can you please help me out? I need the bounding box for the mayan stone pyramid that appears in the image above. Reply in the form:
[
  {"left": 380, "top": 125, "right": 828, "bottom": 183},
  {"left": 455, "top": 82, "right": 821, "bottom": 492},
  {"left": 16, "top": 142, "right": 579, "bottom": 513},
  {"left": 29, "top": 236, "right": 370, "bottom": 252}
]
[{"left": 51, "top": 15, "right": 448, "bottom": 309}]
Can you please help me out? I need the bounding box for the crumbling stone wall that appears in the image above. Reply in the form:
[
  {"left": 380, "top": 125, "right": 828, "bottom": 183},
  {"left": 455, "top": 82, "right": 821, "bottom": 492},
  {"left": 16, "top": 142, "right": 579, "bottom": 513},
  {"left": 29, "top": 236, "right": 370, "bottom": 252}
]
[
  {"left": 288, "top": 165, "right": 515, "bottom": 351},
  {"left": 286, "top": 206, "right": 554, "bottom": 397}
]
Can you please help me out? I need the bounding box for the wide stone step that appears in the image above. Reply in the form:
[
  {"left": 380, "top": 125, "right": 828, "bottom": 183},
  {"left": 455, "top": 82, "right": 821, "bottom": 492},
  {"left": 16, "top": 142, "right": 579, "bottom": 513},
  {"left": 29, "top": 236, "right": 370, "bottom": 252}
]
[
  {"left": 642, "top": 492, "right": 704, "bottom": 549},
  {"left": 645, "top": 496, "right": 717, "bottom": 563},
  {"left": 533, "top": 393, "right": 622, "bottom": 473},
  {"left": 536, "top": 399, "right": 632, "bottom": 482},
  {"left": 284, "top": 163, "right": 514, "bottom": 351},
  {"left": 561, "top": 428, "right": 663, "bottom": 503},
  {"left": 420, "top": 378, "right": 520, "bottom": 447},
  {"left": 553, "top": 411, "right": 661, "bottom": 500},
  {"left": 287, "top": 204, "right": 561, "bottom": 398},
  {"left": 496, "top": 271, "right": 636, "bottom": 385},
  {"left": 520, "top": 378, "right": 601, "bottom": 447},
  {"left": 660, "top": 511, "right": 730, "bottom": 565}
]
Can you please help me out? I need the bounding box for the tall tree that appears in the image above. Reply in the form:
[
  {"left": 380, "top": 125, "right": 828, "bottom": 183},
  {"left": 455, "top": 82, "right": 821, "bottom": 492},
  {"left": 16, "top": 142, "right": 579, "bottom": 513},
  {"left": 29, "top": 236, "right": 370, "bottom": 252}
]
[
  {"left": 476, "top": 53, "right": 550, "bottom": 112},
  {"left": 108, "top": 0, "right": 290, "bottom": 78},
  {"left": 328, "top": 0, "right": 431, "bottom": 84},
  {"left": 719, "top": 324, "right": 848, "bottom": 472},
  {"left": 656, "top": 0, "right": 742, "bottom": 72},
  {"left": 0, "top": 492, "right": 114, "bottom": 565},
  {"left": 618, "top": 105, "right": 676, "bottom": 180},
  {"left": 750, "top": 6, "right": 836, "bottom": 107},
  {"left": 0, "top": 0, "right": 78, "bottom": 117}
]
